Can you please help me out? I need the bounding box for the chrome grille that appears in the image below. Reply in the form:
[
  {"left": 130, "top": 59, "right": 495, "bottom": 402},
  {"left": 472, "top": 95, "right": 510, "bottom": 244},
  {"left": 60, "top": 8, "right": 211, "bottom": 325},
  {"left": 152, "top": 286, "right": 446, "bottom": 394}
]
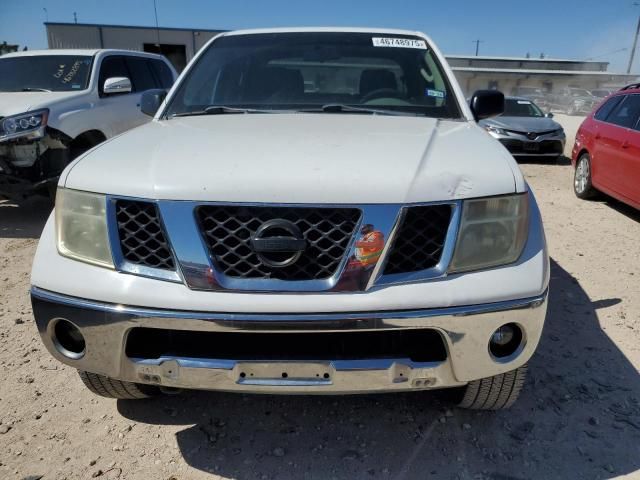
[
  {"left": 196, "top": 206, "right": 361, "bottom": 280},
  {"left": 383, "top": 205, "right": 452, "bottom": 275},
  {"left": 115, "top": 200, "right": 175, "bottom": 270}
]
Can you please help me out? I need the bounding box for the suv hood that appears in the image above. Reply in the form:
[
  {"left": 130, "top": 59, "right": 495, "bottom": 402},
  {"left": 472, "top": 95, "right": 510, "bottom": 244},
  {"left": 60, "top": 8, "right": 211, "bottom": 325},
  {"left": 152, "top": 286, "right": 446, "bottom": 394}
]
[
  {"left": 482, "top": 116, "right": 561, "bottom": 133},
  {"left": 64, "top": 114, "right": 523, "bottom": 204},
  {"left": 0, "top": 91, "right": 84, "bottom": 117}
]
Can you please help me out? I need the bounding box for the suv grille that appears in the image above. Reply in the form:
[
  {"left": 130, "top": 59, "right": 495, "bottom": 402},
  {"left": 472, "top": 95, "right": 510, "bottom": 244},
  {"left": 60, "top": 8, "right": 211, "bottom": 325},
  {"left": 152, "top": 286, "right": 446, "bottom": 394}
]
[
  {"left": 383, "top": 205, "right": 452, "bottom": 275},
  {"left": 115, "top": 200, "right": 175, "bottom": 270},
  {"left": 196, "top": 206, "right": 361, "bottom": 280}
]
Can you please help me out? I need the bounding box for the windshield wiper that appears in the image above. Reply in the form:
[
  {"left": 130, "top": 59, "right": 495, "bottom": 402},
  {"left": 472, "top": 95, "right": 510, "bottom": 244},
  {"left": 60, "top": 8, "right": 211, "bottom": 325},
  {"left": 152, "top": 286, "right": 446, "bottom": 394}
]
[
  {"left": 171, "top": 106, "right": 278, "bottom": 117},
  {"left": 21, "top": 87, "right": 52, "bottom": 92},
  {"left": 310, "top": 104, "right": 418, "bottom": 116}
]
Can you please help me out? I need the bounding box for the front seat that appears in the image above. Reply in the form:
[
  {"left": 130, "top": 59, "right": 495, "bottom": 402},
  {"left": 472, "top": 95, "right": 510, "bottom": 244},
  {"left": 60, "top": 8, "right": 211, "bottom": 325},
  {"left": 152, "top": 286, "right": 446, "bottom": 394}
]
[{"left": 359, "top": 69, "right": 397, "bottom": 97}]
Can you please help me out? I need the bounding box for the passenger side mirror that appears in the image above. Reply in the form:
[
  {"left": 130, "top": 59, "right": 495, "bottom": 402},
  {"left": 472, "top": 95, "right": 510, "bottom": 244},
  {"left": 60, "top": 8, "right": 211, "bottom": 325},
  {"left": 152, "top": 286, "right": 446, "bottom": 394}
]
[
  {"left": 140, "top": 89, "right": 168, "bottom": 117},
  {"left": 545, "top": 112, "right": 554, "bottom": 118},
  {"left": 103, "top": 77, "right": 132, "bottom": 95},
  {"left": 469, "top": 90, "right": 505, "bottom": 121}
]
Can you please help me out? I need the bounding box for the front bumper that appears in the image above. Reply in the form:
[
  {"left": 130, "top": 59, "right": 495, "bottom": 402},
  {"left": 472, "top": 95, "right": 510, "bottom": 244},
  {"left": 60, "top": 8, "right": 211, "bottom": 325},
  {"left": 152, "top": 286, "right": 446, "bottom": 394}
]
[
  {"left": 0, "top": 133, "right": 69, "bottom": 199},
  {"left": 490, "top": 132, "right": 566, "bottom": 157},
  {"left": 31, "top": 287, "right": 548, "bottom": 394}
]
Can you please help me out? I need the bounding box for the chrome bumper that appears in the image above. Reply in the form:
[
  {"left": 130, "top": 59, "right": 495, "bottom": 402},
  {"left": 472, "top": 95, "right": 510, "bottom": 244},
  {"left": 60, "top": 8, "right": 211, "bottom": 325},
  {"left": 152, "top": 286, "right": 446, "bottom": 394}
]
[{"left": 31, "top": 287, "right": 548, "bottom": 394}]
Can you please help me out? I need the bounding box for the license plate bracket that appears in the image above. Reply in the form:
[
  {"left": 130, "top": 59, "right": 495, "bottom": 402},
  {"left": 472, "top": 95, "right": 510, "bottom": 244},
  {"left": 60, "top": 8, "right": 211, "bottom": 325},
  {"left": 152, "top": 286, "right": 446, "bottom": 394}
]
[{"left": 235, "top": 362, "right": 333, "bottom": 386}]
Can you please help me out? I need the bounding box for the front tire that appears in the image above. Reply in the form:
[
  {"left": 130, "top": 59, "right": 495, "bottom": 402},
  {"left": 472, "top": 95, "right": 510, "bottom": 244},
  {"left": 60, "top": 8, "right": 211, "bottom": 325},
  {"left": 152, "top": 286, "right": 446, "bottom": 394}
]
[
  {"left": 574, "top": 153, "right": 597, "bottom": 199},
  {"left": 78, "top": 371, "right": 160, "bottom": 399},
  {"left": 456, "top": 365, "right": 528, "bottom": 410}
]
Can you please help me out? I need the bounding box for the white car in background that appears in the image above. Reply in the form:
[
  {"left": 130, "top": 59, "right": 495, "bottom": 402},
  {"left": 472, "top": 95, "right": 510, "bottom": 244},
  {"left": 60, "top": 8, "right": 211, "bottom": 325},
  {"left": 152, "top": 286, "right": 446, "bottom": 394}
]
[
  {"left": 0, "top": 49, "right": 176, "bottom": 200},
  {"left": 31, "top": 28, "right": 549, "bottom": 410}
]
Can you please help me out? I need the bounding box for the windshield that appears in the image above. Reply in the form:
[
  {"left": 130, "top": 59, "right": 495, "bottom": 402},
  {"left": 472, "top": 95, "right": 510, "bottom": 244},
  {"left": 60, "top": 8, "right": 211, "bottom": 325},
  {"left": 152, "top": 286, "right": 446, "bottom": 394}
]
[
  {"left": 0, "top": 55, "right": 92, "bottom": 92},
  {"left": 164, "top": 32, "right": 461, "bottom": 118},
  {"left": 503, "top": 98, "right": 544, "bottom": 117},
  {"left": 591, "top": 89, "right": 611, "bottom": 98}
]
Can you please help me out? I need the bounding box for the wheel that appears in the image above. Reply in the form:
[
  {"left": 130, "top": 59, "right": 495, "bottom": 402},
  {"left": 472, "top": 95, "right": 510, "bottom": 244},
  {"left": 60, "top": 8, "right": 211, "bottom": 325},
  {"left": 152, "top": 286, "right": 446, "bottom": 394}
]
[
  {"left": 78, "top": 370, "right": 160, "bottom": 399},
  {"left": 456, "top": 365, "right": 528, "bottom": 410},
  {"left": 574, "top": 153, "right": 597, "bottom": 199}
]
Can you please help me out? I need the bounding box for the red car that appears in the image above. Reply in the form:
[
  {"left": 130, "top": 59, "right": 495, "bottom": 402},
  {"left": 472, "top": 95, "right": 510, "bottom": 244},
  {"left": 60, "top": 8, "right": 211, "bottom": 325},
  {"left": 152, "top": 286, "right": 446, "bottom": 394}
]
[{"left": 572, "top": 84, "right": 640, "bottom": 209}]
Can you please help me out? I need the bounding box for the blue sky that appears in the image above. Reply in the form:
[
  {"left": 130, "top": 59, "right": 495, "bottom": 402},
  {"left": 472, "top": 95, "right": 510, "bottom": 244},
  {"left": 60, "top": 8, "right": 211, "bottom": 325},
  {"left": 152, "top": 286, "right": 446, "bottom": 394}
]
[{"left": 1, "top": 0, "right": 638, "bottom": 72}]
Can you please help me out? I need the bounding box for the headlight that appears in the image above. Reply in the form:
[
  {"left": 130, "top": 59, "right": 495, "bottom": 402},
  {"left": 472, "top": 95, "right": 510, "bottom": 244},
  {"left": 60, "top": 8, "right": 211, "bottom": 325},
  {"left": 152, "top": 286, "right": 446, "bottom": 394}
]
[
  {"left": 55, "top": 188, "right": 114, "bottom": 268},
  {"left": 449, "top": 193, "right": 529, "bottom": 273},
  {"left": 0, "top": 109, "right": 49, "bottom": 141},
  {"left": 554, "top": 128, "right": 565, "bottom": 136},
  {"left": 484, "top": 125, "right": 508, "bottom": 136}
]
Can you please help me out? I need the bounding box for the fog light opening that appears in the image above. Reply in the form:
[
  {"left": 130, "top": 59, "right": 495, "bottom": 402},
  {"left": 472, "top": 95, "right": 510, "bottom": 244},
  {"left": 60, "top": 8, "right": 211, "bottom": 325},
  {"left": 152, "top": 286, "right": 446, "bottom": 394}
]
[
  {"left": 489, "top": 323, "right": 523, "bottom": 359},
  {"left": 52, "top": 319, "right": 86, "bottom": 359}
]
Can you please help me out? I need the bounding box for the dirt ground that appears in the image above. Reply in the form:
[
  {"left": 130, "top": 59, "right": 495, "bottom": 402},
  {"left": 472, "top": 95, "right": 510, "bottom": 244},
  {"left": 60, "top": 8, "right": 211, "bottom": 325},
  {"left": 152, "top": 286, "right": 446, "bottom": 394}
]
[{"left": 1, "top": 114, "right": 639, "bottom": 480}]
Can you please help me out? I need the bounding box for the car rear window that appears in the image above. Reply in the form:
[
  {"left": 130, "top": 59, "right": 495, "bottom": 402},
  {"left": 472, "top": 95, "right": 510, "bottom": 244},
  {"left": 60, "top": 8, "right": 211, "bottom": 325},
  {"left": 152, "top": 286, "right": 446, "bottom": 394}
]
[
  {"left": 150, "top": 60, "right": 174, "bottom": 89},
  {"left": 594, "top": 95, "right": 624, "bottom": 122},
  {"left": 125, "top": 57, "right": 157, "bottom": 92},
  {"left": 604, "top": 94, "right": 640, "bottom": 129}
]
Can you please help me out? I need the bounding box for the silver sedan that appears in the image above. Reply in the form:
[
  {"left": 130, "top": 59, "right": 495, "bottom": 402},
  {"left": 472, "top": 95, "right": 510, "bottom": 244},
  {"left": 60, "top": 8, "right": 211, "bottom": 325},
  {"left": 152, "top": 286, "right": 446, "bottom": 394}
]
[{"left": 480, "top": 96, "right": 566, "bottom": 159}]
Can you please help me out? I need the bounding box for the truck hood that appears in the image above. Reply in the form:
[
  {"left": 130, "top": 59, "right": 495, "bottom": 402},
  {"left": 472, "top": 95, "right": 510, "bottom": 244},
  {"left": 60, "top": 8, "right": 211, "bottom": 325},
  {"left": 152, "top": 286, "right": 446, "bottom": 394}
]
[
  {"left": 64, "top": 114, "right": 523, "bottom": 204},
  {"left": 481, "top": 116, "right": 562, "bottom": 133},
  {"left": 0, "top": 91, "right": 85, "bottom": 117}
]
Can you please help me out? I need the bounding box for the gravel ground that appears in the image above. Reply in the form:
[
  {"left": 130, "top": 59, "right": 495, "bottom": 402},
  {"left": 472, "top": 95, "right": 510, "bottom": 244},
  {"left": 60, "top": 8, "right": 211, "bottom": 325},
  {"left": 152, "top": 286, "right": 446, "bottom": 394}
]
[{"left": 1, "top": 114, "right": 639, "bottom": 480}]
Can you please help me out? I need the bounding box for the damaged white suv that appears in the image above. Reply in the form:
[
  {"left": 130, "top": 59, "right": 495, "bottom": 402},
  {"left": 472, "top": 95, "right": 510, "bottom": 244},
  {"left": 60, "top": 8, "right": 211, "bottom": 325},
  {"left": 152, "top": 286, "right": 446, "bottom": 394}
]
[
  {"left": 31, "top": 28, "right": 549, "bottom": 410},
  {"left": 0, "top": 49, "right": 176, "bottom": 200}
]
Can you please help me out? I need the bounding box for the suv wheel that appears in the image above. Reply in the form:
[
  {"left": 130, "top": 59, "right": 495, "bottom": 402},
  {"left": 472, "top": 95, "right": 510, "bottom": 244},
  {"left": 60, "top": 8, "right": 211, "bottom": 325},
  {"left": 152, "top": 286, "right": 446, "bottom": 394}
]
[
  {"left": 456, "top": 365, "right": 528, "bottom": 410},
  {"left": 574, "top": 153, "right": 597, "bottom": 199},
  {"left": 78, "top": 371, "right": 160, "bottom": 399}
]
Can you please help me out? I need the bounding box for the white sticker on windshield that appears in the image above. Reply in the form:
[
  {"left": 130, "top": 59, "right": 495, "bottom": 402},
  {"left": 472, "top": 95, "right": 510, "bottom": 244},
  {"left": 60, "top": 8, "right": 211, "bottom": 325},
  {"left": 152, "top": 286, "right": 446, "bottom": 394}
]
[
  {"left": 372, "top": 37, "right": 427, "bottom": 49},
  {"left": 517, "top": 100, "right": 532, "bottom": 105}
]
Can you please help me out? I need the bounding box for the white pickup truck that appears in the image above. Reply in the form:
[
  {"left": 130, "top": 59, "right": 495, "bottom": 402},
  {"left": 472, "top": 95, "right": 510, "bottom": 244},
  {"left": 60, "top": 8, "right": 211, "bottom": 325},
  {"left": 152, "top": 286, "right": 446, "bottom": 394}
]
[
  {"left": 0, "top": 49, "right": 176, "bottom": 200},
  {"left": 31, "top": 28, "right": 549, "bottom": 410}
]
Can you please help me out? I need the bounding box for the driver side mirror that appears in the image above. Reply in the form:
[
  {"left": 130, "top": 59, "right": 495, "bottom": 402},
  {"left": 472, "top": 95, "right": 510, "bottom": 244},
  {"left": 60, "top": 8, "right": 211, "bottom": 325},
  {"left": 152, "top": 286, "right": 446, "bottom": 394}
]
[
  {"left": 103, "top": 77, "right": 132, "bottom": 95},
  {"left": 545, "top": 112, "right": 554, "bottom": 118},
  {"left": 469, "top": 90, "right": 504, "bottom": 121},
  {"left": 140, "top": 89, "right": 168, "bottom": 117}
]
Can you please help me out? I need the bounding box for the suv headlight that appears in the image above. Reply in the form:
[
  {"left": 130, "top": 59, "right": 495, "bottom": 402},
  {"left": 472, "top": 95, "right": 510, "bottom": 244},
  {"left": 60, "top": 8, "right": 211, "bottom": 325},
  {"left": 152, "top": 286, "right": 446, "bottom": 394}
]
[
  {"left": 449, "top": 193, "right": 529, "bottom": 273},
  {"left": 0, "top": 109, "right": 49, "bottom": 141},
  {"left": 55, "top": 188, "right": 114, "bottom": 268}
]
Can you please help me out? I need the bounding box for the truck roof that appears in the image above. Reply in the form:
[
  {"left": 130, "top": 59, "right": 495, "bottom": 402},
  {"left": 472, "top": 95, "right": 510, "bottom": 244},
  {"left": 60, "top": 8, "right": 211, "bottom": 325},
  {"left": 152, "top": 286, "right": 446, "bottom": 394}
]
[
  {"left": 220, "top": 26, "right": 428, "bottom": 38},
  {"left": 0, "top": 49, "right": 167, "bottom": 59}
]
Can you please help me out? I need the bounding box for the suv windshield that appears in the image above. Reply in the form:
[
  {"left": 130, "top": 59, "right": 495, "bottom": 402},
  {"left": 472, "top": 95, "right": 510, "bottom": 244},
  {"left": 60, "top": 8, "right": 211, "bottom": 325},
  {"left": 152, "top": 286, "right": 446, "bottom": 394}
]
[
  {"left": 503, "top": 98, "right": 544, "bottom": 117},
  {"left": 165, "top": 32, "right": 461, "bottom": 118},
  {"left": 0, "top": 55, "right": 92, "bottom": 92}
]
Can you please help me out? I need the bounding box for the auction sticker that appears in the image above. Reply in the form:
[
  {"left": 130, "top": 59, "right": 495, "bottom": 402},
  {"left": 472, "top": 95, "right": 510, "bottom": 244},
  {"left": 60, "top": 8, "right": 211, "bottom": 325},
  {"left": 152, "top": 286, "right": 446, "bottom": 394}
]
[{"left": 372, "top": 37, "right": 427, "bottom": 49}]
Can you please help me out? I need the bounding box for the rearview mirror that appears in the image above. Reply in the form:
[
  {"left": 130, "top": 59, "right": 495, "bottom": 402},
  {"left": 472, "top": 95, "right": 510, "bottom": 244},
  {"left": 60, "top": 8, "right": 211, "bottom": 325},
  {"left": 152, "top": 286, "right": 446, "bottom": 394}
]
[
  {"left": 545, "top": 112, "right": 554, "bottom": 118},
  {"left": 469, "top": 90, "right": 504, "bottom": 121},
  {"left": 140, "top": 89, "right": 168, "bottom": 117},
  {"left": 103, "top": 77, "right": 132, "bottom": 95}
]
